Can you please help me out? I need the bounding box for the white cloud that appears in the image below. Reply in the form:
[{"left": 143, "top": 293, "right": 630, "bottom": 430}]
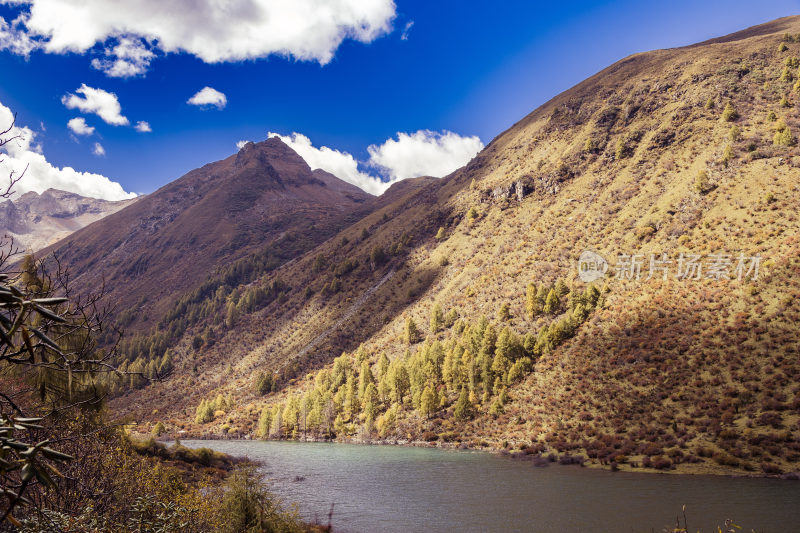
[
  {"left": 269, "top": 129, "right": 484, "bottom": 195},
  {"left": 92, "top": 142, "right": 105, "bottom": 156},
  {"left": 61, "top": 84, "right": 129, "bottom": 126},
  {"left": 400, "top": 20, "right": 414, "bottom": 40},
  {"left": 187, "top": 87, "right": 226, "bottom": 110},
  {"left": 236, "top": 140, "right": 252, "bottom": 150},
  {"left": 0, "top": 0, "right": 396, "bottom": 75},
  {"left": 67, "top": 117, "right": 94, "bottom": 135},
  {"left": 134, "top": 120, "right": 151, "bottom": 132},
  {"left": 0, "top": 15, "right": 39, "bottom": 56},
  {"left": 269, "top": 132, "right": 384, "bottom": 195},
  {"left": 0, "top": 100, "right": 135, "bottom": 200},
  {"left": 90, "top": 36, "right": 154, "bottom": 78},
  {"left": 367, "top": 130, "right": 483, "bottom": 182}
]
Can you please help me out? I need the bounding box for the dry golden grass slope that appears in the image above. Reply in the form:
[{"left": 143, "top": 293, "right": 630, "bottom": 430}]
[{"left": 118, "top": 16, "right": 800, "bottom": 476}]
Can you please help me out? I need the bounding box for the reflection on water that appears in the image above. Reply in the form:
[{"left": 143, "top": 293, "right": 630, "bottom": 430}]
[{"left": 183, "top": 440, "right": 800, "bottom": 533}]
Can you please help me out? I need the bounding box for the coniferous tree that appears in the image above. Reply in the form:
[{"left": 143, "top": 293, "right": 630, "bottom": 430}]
[
  {"left": 358, "top": 361, "right": 375, "bottom": 400},
  {"left": 525, "top": 282, "right": 538, "bottom": 319},
  {"left": 257, "top": 406, "right": 272, "bottom": 438},
  {"left": 430, "top": 303, "right": 444, "bottom": 333},
  {"left": 544, "top": 288, "right": 560, "bottom": 314},
  {"left": 453, "top": 387, "right": 473, "bottom": 421},
  {"left": 404, "top": 317, "right": 421, "bottom": 344},
  {"left": 420, "top": 383, "right": 436, "bottom": 419}
]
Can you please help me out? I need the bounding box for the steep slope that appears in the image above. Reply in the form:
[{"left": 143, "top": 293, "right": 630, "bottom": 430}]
[
  {"left": 41, "top": 137, "right": 374, "bottom": 334},
  {"left": 0, "top": 188, "right": 137, "bottom": 252},
  {"left": 123, "top": 17, "right": 800, "bottom": 476}
]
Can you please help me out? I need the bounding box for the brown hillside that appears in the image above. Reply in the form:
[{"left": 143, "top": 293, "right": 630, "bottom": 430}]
[
  {"left": 40, "top": 137, "right": 374, "bottom": 332},
  {"left": 118, "top": 17, "right": 800, "bottom": 476}
]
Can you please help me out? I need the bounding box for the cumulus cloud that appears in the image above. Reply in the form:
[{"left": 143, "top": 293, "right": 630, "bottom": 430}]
[
  {"left": 92, "top": 142, "right": 105, "bottom": 156},
  {"left": 269, "top": 132, "right": 384, "bottom": 195},
  {"left": 67, "top": 117, "right": 94, "bottom": 135},
  {"left": 0, "top": 0, "right": 396, "bottom": 75},
  {"left": 90, "top": 36, "right": 155, "bottom": 78},
  {"left": 61, "top": 84, "right": 129, "bottom": 126},
  {"left": 187, "top": 87, "right": 226, "bottom": 110},
  {"left": 367, "top": 130, "right": 483, "bottom": 182},
  {"left": 0, "top": 100, "right": 135, "bottom": 200},
  {"left": 269, "top": 129, "right": 484, "bottom": 195},
  {"left": 236, "top": 140, "right": 252, "bottom": 150},
  {"left": 134, "top": 121, "right": 151, "bottom": 132}
]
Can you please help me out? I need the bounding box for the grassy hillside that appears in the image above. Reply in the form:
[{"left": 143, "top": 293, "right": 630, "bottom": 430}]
[{"left": 118, "top": 16, "right": 800, "bottom": 476}]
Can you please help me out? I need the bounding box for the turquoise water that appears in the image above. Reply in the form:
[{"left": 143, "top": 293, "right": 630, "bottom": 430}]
[{"left": 183, "top": 440, "right": 800, "bottom": 533}]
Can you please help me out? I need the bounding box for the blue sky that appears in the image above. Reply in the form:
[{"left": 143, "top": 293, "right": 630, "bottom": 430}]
[{"left": 0, "top": 0, "right": 797, "bottom": 198}]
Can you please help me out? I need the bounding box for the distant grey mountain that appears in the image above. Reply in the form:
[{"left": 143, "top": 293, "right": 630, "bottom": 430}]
[{"left": 0, "top": 189, "right": 139, "bottom": 252}]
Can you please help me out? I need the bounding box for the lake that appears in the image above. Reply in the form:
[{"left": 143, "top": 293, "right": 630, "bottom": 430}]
[{"left": 182, "top": 440, "right": 800, "bottom": 533}]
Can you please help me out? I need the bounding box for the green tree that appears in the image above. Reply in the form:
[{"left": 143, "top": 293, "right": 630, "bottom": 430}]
[
  {"left": 543, "top": 288, "right": 560, "bottom": 314},
  {"left": 498, "top": 302, "right": 510, "bottom": 322},
  {"left": 430, "top": 303, "right": 444, "bottom": 333},
  {"left": 453, "top": 387, "right": 473, "bottom": 421},
  {"left": 435, "top": 227, "right": 447, "bottom": 241},
  {"left": 152, "top": 421, "right": 166, "bottom": 437},
  {"left": 404, "top": 317, "right": 421, "bottom": 344},
  {"left": 254, "top": 371, "right": 274, "bottom": 395},
  {"left": 525, "top": 282, "right": 539, "bottom": 319},
  {"left": 695, "top": 170, "right": 710, "bottom": 194},
  {"left": 721, "top": 102, "right": 738, "bottom": 121},
  {"left": 358, "top": 360, "right": 375, "bottom": 400},
  {"left": 420, "top": 383, "right": 437, "bottom": 419},
  {"left": 390, "top": 362, "right": 410, "bottom": 404},
  {"left": 362, "top": 382, "right": 379, "bottom": 422},
  {"left": 257, "top": 406, "right": 273, "bottom": 438}
]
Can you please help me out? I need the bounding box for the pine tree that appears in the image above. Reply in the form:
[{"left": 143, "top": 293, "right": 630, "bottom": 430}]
[
  {"left": 420, "top": 384, "right": 436, "bottom": 419},
  {"left": 362, "top": 383, "right": 379, "bottom": 421},
  {"left": 525, "top": 282, "right": 538, "bottom": 319},
  {"left": 358, "top": 361, "right": 375, "bottom": 400},
  {"left": 498, "top": 302, "right": 510, "bottom": 322},
  {"left": 257, "top": 406, "right": 272, "bottom": 438},
  {"left": 390, "top": 363, "right": 410, "bottom": 404},
  {"left": 404, "top": 317, "right": 421, "bottom": 344},
  {"left": 453, "top": 387, "right": 473, "bottom": 421},
  {"left": 430, "top": 303, "right": 444, "bottom": 333},
  {"left": 377, "top": 353, "right": 390, "bottom": 379},
  {"left": 544, "top": 288, "right": 560, "bottom": 314}
]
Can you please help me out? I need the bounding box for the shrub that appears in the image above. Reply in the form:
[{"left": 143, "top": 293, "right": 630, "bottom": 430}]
[
  {"left": 774, "top": 125, "right": 795, "bottom": 147},
  {"left": 220, "top": 467, "right": 303, "bottom": 533},
  {"left": 767, "top": 110, "right": 777, "bottom": 121},
  {"left": 704, "top": 97, "right": 715, "bottom": 110},
  {"left": 722, "top": 144, "right": 734, "bottom": 166},
  {"left": 778, "top": 42, "right": 788, "bottom": 52},
  {"left": 760, "top": 462, "right": 783, "bottom": 474},
  {"left": 728, "top": 125, "right": 740, "bottom": 142},
  {"left": 721, "top": 102, "right": 738, "bottom": 121},
  {"left": 152, "top": 421, "right": 166, "bottom": 437},
  {"left": 255, "top": 372, "right": 274, "bottom": 395},
  {"left": 694, "top": 170, "right": 710, "bottom": 194},
  {"left": 780, "top": 96, "right": 791, "bottom": 108},
  {"left": 435, "top": 227, "right": 447, "bottom": 241}
]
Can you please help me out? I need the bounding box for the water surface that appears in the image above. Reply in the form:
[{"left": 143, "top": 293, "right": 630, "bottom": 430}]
[{"left": 183, "top": 439, "right": 800, "bottom": 533}]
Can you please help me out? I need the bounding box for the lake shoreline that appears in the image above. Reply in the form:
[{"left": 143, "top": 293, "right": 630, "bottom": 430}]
[{"left": 155, "top": 432, "right": 800, "bottom": 481}]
